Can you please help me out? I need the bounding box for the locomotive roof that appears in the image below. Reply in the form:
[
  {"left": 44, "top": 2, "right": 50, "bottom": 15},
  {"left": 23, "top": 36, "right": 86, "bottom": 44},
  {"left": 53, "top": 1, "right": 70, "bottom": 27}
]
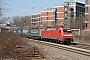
[
  {"left": 43, "top": 27, "right": 71, "bottom": 30},
  {"left": 58, "top": 27, "right": 71, "bottom": 30}
]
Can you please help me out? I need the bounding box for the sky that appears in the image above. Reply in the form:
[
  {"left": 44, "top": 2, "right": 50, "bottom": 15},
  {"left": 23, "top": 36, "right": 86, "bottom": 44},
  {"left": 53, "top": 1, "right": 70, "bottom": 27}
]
[{"left": 4, "top": 0, "right": 85, "bottom": 17}]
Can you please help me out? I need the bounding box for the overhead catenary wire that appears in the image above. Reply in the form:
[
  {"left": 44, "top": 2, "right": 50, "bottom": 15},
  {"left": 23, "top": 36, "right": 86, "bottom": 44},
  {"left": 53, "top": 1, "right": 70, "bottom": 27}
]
[
  {"left": 5, "top": 3, "right": 47, "bottom": 16},
  {"left": 6, "top": 3, "right": 47, "bottom": 9},
  {"left": 5, "top": 2, "right": 64, "bottom": 16}
]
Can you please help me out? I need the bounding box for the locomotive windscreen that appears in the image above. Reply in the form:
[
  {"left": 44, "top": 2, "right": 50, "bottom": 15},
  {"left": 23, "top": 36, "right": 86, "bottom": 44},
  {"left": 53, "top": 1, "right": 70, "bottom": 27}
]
[{"left": 63, "top": 29, "right": 72, "bottom": 33}]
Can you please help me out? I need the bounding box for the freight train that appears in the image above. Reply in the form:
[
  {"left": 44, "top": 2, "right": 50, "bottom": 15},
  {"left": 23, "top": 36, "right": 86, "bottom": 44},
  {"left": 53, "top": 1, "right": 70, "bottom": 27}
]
[
  {"left": 29, "top": 27, "right": 74, "bottom": 44},
  {"left": 12, "top": 28, "right": 29, "bottom": 37}
]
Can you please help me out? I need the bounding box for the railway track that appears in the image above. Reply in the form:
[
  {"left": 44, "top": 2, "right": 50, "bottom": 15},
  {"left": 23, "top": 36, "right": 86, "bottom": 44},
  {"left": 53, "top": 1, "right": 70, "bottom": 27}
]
[
  {"left": 28, "top": 39, "right": 90, "bottom": 56},
  {"left": 70, "top": 42, "right": 90, "bottom": 50},
  {"left": 9, "top": 45, "right": 45, "bottom": 60}
]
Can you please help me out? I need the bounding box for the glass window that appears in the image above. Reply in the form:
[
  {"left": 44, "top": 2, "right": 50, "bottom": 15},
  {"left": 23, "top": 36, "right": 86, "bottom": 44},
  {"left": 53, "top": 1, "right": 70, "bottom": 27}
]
[
  {"left": 85, "top": 7, "right": 88, "bottom": 13},
  {"left": 85, "top": 0, "right": 88, "bottom": 4},
  {"left": 63, "top": 29, "right": 72, "bottom": 33},
  {"left": 74, "top": 13, "right": 76, "bottom": 17},
  {"left": 73, "top": 2, "right": 75, "bottom": 5},
  {"left": 64, "top": 12, "right": 67, "bottom": 16},
  {"left": 60, "top": 30, "right": 61, "bottom": 33}
]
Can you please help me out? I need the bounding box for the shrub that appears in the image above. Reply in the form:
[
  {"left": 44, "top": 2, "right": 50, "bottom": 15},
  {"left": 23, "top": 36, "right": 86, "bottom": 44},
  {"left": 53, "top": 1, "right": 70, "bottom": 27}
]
[{"left": 0, "top": 32, "right": 26, "bottom": 58}]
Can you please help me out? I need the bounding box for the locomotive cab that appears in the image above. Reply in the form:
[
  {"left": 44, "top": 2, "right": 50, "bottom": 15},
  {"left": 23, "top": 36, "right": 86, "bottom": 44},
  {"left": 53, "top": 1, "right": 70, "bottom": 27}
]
[{"left": 58, "top": 28, "right": 73, "bottom": 44}]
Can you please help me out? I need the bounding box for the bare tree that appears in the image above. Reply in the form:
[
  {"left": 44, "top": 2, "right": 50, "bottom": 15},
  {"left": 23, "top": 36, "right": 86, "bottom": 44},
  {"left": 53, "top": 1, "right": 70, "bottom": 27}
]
[
  {"left": 76, "top": 14, "right": 85, "bottom": 30},
  {"left": 12, "top": 16, "right": 21, "bottom": 27},
  {"left": 12, "top": 16, "right": 30, "bottom": 28},
  {"left": 0, "top": 0, "right": 8, "bottom": 24},
  {"left": 0, "top": 0, "right": 3, "bottom": 17}
]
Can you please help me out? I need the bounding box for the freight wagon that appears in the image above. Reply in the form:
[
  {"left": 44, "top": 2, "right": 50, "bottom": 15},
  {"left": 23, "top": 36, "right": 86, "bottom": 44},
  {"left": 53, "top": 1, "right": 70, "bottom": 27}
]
[
  {"left": 12, "top": 28, "right": 29, "bottom": 37},
  {"left": 29, "top": 28, "right": 44, "bottom": 39}
]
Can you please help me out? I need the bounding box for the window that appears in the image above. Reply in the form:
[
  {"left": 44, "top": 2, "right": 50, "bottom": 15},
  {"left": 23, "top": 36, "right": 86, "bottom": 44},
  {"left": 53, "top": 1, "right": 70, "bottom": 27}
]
[
  {"left": 63, "top": 29, "right": 72, "bottom": 33},
  {"left": 60, "top": 30, "right": 61, "bottom": 33},
  {"left": 85, "top": 0, "right": 88, "bottom": 5}
]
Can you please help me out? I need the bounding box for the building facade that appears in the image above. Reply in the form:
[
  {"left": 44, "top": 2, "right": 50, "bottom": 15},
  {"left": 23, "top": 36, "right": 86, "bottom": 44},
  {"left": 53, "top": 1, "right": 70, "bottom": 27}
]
[
  {"left": 57, "top": 6, "right": 64, "bottom": 27},
  {"left": 64, "top": 0, "right": 85, "bottom": 29},
  {"left": 30, "top": 0, "right": 86, "bottom": 30},
  {"left": 37, "top": 13, "right": 41, "bottom": 27},
  {"left": 30, "top": 14, "right": 38, "bottom": 28},
  {"left": 85, "top": 0, "right": 90, "bottom": 29},
  {"left": 41, "top": 7, "right": 57, "bottom": 28}
]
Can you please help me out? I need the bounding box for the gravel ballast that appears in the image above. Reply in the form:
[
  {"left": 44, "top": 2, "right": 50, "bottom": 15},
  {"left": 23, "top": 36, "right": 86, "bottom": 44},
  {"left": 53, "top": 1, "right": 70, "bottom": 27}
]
[{"left": 25, "top": 39, "right": 90, "bottom": 60}]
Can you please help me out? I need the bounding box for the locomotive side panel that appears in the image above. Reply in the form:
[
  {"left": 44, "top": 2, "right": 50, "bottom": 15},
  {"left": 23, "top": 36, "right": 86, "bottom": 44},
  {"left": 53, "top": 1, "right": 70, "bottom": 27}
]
[
  {"left": 57, "top": 30, "right": 63, "bottom": 41},
  {"left": 41, "top": 27, "right": 74, "bottom": 44},
  {"left": 41, "top": 30, "right": 63, "bottom": 40}
]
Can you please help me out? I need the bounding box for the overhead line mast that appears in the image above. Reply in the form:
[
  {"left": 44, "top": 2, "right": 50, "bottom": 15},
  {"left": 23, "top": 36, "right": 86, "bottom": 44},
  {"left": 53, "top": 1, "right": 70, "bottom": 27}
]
[
  {"left": 64, "top": 1, "right": 70, "bottom": 28},
  {"left": 64, "top": 0, "right": 74, "bottom": 28}
]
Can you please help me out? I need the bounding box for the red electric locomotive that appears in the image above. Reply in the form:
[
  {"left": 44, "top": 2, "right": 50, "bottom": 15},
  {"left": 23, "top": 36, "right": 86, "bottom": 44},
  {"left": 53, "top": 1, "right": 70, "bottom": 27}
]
[{"left": 41, "top": 27, "right": 73, "bottom": 44}]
